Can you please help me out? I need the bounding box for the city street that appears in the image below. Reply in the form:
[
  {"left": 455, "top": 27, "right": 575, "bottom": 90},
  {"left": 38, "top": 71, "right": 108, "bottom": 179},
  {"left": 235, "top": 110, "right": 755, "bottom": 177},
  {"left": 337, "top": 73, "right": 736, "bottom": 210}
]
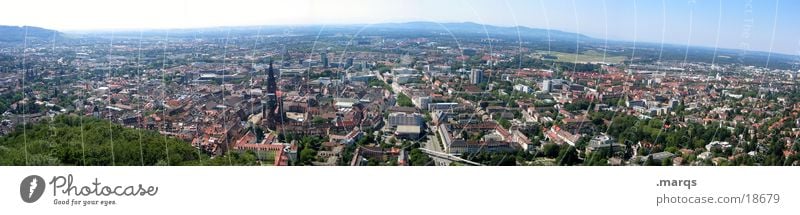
[{"left": 423, "top": 134, "right": 451, "bottom": 166}]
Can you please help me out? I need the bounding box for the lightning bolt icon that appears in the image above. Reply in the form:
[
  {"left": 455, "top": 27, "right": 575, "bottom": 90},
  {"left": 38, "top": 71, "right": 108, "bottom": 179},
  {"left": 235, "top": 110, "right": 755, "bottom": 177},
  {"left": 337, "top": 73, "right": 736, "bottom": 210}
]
[{"left": 29, "top": 178, "right": 37, "bottom": 198}]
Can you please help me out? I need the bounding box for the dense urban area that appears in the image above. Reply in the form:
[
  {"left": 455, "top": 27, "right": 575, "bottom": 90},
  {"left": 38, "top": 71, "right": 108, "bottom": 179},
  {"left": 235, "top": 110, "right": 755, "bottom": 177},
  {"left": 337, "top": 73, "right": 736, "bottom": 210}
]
[{"left": 1, "top": 23, "right": 800, "bottom": 166}]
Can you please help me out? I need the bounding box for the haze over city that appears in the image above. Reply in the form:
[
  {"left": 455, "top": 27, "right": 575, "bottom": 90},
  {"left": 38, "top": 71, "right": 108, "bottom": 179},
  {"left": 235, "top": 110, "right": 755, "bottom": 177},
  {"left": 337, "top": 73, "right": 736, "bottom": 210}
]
[{"left": 2, "top": 0, "right": 799, "bottom": 55}]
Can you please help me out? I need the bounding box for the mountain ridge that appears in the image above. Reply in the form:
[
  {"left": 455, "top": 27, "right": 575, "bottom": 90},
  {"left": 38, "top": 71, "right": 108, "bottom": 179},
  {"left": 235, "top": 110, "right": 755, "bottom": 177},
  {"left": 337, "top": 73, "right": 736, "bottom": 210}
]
[{"left": 0, "top": 25, "right": 62, "bottom": 43}]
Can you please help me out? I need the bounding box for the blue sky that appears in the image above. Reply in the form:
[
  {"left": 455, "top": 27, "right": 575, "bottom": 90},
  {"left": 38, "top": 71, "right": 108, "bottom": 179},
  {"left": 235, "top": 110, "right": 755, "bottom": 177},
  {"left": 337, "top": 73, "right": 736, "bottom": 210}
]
[
  {"left": 1, "top": 0, "right": 798, "bottom": 55},
  {"left": 419, "top": 0, "right": 799, "bottom": 55}
]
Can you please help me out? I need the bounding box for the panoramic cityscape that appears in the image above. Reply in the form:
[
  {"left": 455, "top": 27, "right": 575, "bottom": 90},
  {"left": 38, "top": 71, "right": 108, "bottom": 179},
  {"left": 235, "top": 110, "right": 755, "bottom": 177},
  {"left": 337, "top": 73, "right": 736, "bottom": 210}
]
[{"left": 1, "top": 0, "right": 799, "bottom": 166}]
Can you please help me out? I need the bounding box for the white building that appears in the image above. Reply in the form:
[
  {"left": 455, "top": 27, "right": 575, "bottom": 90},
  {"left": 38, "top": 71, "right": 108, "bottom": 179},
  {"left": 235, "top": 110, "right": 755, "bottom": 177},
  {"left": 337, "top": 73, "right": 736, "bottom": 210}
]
[
  {"left": 412, "top": 96, "right": 431, "bottom": 110},
  {"left": 395, "top": 125, "right": 422, "bottom": 139},
  {"left": 470, "top": 70, "right": 484, "bottom": 84},
  {"left": 387, "top": 112, "right": 424, "bottom": 128},
  {"left": 513, "top": 84, "right": 533, "bottom": 93},
  {"left": 540, "top": 80, "right": 551, "bottom": 92},
  {"left": 705, "top": 141, "right": 731, "bottom": 152},
  {"left": 347, "top": 71, "right": 377, "bottom": 83}
]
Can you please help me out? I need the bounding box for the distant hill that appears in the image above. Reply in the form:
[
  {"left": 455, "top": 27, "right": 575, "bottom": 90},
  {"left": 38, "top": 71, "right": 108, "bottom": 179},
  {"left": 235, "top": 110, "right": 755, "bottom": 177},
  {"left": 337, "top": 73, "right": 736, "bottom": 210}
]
[
  {"left": 14, "top": 22, "right": 800, "bottom": 69},
  {"left": 0, "top": 25, "right": 62, "bottom": 43},
  {"left": 102, "top": 21, "right": 590, "bottom": 43},
  {"left": 368, "top": 21, "right": 591, "bottom": 41}
]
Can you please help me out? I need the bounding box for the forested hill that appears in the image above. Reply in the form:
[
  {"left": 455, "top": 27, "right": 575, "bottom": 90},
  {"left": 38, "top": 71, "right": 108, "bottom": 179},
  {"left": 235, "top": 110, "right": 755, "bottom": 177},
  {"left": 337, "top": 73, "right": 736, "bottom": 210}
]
[
  {"left": 0, "top": 25, "right": 62, "bottom": 43},
  {"left": 0, "top": 115, "right": 200, "bottom": 165}
]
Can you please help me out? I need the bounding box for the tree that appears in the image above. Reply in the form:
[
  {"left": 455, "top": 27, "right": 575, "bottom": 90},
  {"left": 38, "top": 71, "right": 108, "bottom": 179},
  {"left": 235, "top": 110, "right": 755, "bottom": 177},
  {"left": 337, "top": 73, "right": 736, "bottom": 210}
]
[
  {"left": 661, "top": 157, "right": 673, "bottom": 166},
  {"left": 644, "top": 156, "right": 655, "bottom": 166},
  {"left": 299, "top": 148, "right": 317, "bottom": 165},
  {"left": 542, "top": 143, "right": 560, "bottom": 158},
  {"left": 497, "top": 118, "right": 511, "bottom": 129},
  {"left": 0, "top": 115, "right": 202, "bottom": 166},
  {"left": 409, "top": 149, "right": 432, "bottom": 166},
  {"left": 396, "top": 93, "right": 414, "bottom": 107},
  {"left": 423, "top": 112, "right": 432, "bottom": 123},
  {"left": 464, "top": 151, "right": 517, "bottom": 166},
  {"left": 557, "top": 146, "right": 580, "bottom": 166},
  {"left": 312, "top": 116, "right": 327, "bottom": 124}
]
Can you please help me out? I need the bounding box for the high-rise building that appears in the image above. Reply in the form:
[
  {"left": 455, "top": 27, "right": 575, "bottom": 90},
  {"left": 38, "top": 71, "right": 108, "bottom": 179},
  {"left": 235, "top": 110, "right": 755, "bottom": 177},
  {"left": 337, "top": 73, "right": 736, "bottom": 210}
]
[
  {"left": 282, "top": 47, "right": 290, "bottom": 62},
  {"left": 321, "top": 52, "right": 329, "bottom": 68},
  {"left": 540, "top": 80, "right": 552, "bottom": 92},
  {"left": 470, "top": 70, "right": 484, "bottom": 84},
  {"left": 345, "top": 57, "right": 354, "bottom": 69}
]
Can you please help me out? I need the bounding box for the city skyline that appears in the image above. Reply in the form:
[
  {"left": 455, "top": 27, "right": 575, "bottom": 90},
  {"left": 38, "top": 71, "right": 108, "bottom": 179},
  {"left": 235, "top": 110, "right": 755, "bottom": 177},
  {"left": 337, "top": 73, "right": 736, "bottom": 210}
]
[
  {"left": 3, "top": 1, "right": 800, "bottom": 214},
  {"left": 1, "top": 0, "right": 800, "bottom": 167},
  {"left": 1, "top": 0, "right": 799, "bottom": 55}
]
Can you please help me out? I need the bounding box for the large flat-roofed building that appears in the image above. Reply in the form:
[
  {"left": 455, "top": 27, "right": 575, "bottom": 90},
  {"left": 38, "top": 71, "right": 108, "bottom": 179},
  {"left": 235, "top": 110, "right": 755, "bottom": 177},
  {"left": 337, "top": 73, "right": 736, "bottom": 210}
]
[
  {"left": 281, "top": 68, "right": 305, "bottom": 77},
  {"left": 438, "top": 122, "right": 518, "bottom": 155},
  {"left": 347, "top": 71, "right": 377, "bottom": 83},
  {"left": 428, "top": 102, "right": 459, "bottom": 112},
  {"left": 387, "top": 112, "right": 424, "bottom": 128},
  {"left": 334, "top": 98, "right": 360, "bottom": 109},
  {"left": 394, "top": 74, "right": 421, "bottom": 84},
  {"left": 391, "top": 67, "right": 416, "bottom": 75},
  {"left": 395, "top": 125, "right": 422, "bottom": 139}
]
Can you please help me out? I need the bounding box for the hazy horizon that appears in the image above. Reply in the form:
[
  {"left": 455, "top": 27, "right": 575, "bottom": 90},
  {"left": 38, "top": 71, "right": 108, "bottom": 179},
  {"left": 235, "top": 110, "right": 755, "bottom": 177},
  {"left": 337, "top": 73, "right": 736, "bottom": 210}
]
[{"left": 2, "top": 0, "right": 799, "bottom": 55}]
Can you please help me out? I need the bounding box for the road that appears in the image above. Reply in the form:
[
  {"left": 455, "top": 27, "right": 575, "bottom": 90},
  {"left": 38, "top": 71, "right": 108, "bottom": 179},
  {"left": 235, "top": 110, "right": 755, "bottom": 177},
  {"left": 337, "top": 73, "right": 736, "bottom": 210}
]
[
  {"left": 423, "top": 134, "right": 451, "bottom": 166},
  {"left": 418, "top": 148, "right": 483, "bottom": 166}
]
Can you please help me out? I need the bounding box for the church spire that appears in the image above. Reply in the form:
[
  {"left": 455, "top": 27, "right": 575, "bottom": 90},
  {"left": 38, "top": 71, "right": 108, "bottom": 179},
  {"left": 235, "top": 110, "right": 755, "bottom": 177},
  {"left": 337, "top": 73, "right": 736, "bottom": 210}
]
[{"left": 266, "top": 59, "right": 277, "bottom": 95}]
